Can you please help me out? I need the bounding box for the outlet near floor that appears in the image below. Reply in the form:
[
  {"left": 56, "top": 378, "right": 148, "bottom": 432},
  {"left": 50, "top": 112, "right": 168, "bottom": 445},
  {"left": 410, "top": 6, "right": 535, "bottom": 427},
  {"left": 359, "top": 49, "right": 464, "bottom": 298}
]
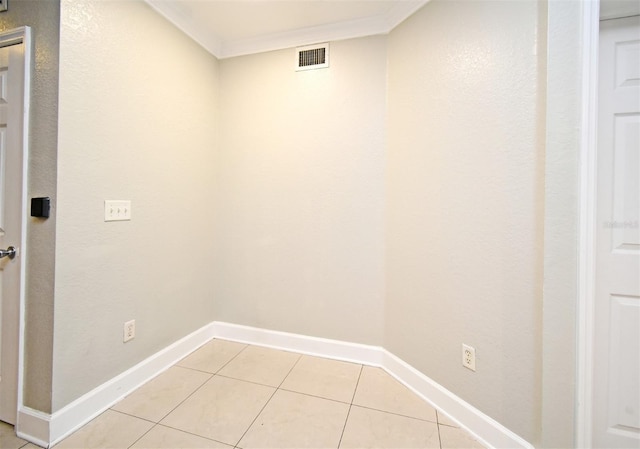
[
  {"left": 462, "top": 344, "right": 476, "bottom": 371},
  {"left": 124, "top": 320, "right": 135, "bottom": 343}
]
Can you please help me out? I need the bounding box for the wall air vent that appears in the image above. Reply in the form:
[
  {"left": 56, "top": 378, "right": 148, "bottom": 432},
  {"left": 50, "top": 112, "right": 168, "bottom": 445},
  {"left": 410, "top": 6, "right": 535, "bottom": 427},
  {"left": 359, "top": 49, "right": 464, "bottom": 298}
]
[{"left": 296, "top": 43, "right": 329, "bottom": 71}]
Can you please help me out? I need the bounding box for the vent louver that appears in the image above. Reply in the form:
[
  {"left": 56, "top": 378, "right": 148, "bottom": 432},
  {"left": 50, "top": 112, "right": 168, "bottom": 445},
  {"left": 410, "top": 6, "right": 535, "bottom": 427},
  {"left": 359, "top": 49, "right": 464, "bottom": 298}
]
[{"left": 296, "top": 43, "right": 329, "bottom": 71}]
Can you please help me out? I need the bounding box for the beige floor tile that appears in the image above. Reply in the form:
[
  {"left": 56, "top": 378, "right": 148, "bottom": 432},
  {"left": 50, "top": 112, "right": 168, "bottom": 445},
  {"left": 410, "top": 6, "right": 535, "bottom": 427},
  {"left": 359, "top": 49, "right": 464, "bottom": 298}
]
[
  {"left": 437, "top": 410, "right": 460, "bottom": 427},
  {"left": 177, "top": 339, "right": 247, "bottom": 374},
  {"left": 238, "top": 389, "right": 349, "bottom": 449},
  {"left": 161, "top": 375, "right": 274, "bottom": 446},
  {"left": 353, "top": 366, "right": 437, "bottom": 422},
  {"left": 0, "top": 421, "right": 29, "bottom": 449},
  {"left": 22, "top": 445, "right": 43, "bottom": 449},
  {"left": 280, "top": 355, "right": 361, "bottom": 403},
  {"left": 439, "top": 425, "right": 487, "bottom": 449},
  {"left": 339, "top": 405, "right": 440, "bottom": 449},
  {"left": 53, "top": 410, "right": 153, "bottom": 449},
  {"left": 112, "top": 366, "right": 211, "bottom": 422},
  {"left": 131, "top": 424, "right": 233, "bottom": 448},
  {"left": 217, "top": 345, "right": 300, "bottom": 387}
]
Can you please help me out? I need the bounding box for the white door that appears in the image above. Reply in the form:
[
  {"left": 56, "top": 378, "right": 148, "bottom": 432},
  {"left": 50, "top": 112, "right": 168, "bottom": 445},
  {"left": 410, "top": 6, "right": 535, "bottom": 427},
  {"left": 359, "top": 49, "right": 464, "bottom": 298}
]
[
  {"left": 0, "top": 38, "right": 27, "bottom": 425},
  {"left": 594, "top": 14, "right": 640, "bottom": 449}
]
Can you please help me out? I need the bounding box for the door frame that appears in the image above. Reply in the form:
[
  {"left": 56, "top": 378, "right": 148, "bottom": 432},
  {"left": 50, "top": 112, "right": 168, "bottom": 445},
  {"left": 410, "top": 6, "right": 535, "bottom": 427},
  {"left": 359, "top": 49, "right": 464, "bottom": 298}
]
[
  {"left": 576, "top": 0, "right": 599, "bottom": 444},
  {"left": 0, "top": 26, "right": 31, "bottom": 424},
  {"left": 578, "top": 8, "right": 640, "bottom": 446},
  {"left": 574, "top": 1, "right": 640, "bottom": 446}
]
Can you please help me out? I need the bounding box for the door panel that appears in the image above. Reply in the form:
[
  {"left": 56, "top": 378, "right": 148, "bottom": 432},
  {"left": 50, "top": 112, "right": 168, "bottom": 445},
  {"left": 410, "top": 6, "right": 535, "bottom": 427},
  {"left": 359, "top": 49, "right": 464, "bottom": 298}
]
[
  {"left": 595, "top": 15, "right": 640, "bottom": 449},
  {"left": 609, "top": 295, "right": 640, "bottom": 431},
  {"left": 611, "top": 114, "right": 639, "bottom": 252},
  {"left": 0, "top": 41, "right": 25, "bottom": 425}
]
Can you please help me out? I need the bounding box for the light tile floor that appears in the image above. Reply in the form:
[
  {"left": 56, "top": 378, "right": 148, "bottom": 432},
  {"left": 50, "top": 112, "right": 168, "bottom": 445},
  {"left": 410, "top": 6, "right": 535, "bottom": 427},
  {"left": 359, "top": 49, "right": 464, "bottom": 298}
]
[{"left": 2, "top": 339, "right": 487, "bottom": 449}]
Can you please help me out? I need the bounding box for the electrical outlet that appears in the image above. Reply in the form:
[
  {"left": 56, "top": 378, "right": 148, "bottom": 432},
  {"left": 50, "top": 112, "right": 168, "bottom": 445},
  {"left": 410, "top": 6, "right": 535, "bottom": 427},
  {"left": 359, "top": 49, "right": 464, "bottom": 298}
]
[
  {"left": 123, "top": 320, "right": 135, "bottom": 343},
  {"left": 0, "top": 0, "right": 8, "bottom": 13},
  {"left": 462, "top": 344, "right": 476, "bottom": 371}
]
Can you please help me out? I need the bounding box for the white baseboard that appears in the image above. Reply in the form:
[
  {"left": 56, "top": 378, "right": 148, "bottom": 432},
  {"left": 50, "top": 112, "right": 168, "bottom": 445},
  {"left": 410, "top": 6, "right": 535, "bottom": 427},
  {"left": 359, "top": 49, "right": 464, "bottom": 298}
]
[
  {"left": 212, "top": 322, "right": 533, "bottom": 449},
  {"left": 16, "top": 321, "right": 533, "bottom": 449},
  {"left": 17, "top": 322, "right": 217, "bottom": 447},
  {"left": 381, "top": 350, "right": 534, "bottom": 449},
  {"left": 211, "top": 321, "right": 384, "bottom": 367},
  {"left": 16, "top": 407, "right": 50, "bottom": 448}
]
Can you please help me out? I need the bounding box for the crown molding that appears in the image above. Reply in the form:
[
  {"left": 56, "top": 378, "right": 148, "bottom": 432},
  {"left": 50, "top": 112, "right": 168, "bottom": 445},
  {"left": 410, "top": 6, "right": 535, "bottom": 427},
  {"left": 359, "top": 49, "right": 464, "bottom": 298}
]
[
  {"left": 384, "top": 0, "right": 430, "bottom": 29},
  {"left": 145, "top": 0, "right": 429, "bottom": 60},
  {"left": 220, "top": 14, "right": 388, "bottom": 59},
  {"left": 145, "top": 0, "right": 223, "bottom": 57}
]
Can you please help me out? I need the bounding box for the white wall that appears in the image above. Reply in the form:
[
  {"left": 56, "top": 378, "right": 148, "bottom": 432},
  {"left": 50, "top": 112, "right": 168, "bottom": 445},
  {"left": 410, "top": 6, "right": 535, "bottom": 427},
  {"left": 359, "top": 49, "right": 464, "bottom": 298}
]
[
  {"left": 24, "top": 2, "right": 583, "bottom": 445},
  {"left": 53, "top": 0, "right": 220, "bottom": 411},
  {"left": 385, "top": 1, "right": 545, "bottom": 444},
  {"left": 0, "top": 0, "right": 60, "bottom": 414},
  {"left": 214, "top": 36, "right": 387, "bottom": 345},
  {"left": 540, "top": 1, "right": 586, "bottom": 446}
]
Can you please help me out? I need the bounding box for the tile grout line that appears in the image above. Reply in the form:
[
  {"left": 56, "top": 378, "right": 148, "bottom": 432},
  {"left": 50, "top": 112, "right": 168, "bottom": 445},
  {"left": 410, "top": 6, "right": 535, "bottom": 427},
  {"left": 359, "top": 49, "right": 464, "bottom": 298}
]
[
  {"left": 336, "top": 363, "right": 364, "bottom": 448},
  {"left": 117, "top": 339, "right": 250, "bottom": 449},
  {"left": 276, "top": 386, "right": 354, "bottom": 405},
  {"left": 151, "top": 340, "right": 249, "bottom": 423},
  {"left": 144, "top": 371, "right": 214, "bottom": 423},
  {"left": 436, "top": 410, "right": 442, "bottom": 449},
  {"left": 152, "top": 422, "right": 235, "bottom": 447},
  {"left": 233, "top": 347, "right": 303, "bottom": 448},
  {"left": 215, "top": 373, "right": 288, "bottom": 389},
  {"left": 126, "top": 421, "right": 157, "bottom": 449},
  {"left": 349, "top": 403, "right": 438, "bottom": 424},
  {"left": 436, "top": 410, "right": 443, "bottom": 449},
  {"left": 101, "top": 409, "right": 161, "bottom": 449}
]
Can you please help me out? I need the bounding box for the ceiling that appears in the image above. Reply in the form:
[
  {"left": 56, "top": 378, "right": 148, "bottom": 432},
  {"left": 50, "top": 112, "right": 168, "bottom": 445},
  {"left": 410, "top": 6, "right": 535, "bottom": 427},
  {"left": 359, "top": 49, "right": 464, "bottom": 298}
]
[{"left": 145, "top": 0, "right": 428, "bottom": 59}]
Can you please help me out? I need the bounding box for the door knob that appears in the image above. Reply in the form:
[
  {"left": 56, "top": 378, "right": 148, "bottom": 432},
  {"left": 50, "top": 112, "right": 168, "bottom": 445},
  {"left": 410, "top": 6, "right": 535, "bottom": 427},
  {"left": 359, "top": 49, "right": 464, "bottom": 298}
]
[{"left": 0, "top": 246, "right": 16, "bottom": 260}]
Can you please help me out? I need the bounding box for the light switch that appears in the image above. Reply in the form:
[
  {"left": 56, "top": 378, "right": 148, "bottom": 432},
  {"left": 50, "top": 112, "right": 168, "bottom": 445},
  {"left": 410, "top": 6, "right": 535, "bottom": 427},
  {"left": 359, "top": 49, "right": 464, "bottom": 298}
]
[{"left": 104, "top": 200, "right": 131, "bottom": 222}]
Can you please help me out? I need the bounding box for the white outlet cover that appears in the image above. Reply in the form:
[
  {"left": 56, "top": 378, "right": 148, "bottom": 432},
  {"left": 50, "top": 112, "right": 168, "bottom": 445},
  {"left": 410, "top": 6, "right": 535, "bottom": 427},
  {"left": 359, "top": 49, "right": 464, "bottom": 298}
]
[
  {"left": 123, "top": 319, "right": 135, "bottom": 343},
  {"left": 462, "top": 344, "right": 476, "bottom": 371}
]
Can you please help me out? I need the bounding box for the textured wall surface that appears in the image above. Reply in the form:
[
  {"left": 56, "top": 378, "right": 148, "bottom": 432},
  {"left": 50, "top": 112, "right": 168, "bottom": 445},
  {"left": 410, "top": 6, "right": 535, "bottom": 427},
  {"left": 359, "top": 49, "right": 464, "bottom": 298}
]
[
  {"left": 385, "top": 1, "right": 545, "bottom": 443},
  {"left": 0, "top": 0, "right": 60, "bottom": 414},
  {"left": 214, "top": 36, "right": 387, "bottom": 345},
  {"left": 2, "top": 2, "right": 584, "bottom": 444},
  {"left": 541, "top": 1, "right": 584, "bottom": 446},
  {"left": 54, "top": 0, "right": 220, "bottom": 410}
]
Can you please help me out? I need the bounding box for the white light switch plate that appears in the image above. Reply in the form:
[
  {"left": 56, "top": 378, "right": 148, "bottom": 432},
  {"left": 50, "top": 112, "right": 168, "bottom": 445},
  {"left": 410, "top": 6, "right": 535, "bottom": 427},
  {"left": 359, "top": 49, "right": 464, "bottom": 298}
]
[{"left": 104, "top": 200, "right": 131, "bottom": 221}]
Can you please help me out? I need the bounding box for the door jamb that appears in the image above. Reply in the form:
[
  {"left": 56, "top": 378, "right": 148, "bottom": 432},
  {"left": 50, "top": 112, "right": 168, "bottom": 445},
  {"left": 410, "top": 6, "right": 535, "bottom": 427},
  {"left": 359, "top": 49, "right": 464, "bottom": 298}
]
[
  {"left": 576, "top": 1, "right": 599, "bottom": 447},
  {"left": 0, "top": 26, "right": 32, "bottom": 424}
]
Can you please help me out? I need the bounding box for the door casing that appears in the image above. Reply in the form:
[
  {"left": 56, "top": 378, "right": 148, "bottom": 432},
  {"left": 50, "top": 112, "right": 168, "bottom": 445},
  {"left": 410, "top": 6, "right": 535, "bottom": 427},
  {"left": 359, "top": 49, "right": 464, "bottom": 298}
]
[{"left": 0, "top": 26, "right": 31, "bottom": 425}]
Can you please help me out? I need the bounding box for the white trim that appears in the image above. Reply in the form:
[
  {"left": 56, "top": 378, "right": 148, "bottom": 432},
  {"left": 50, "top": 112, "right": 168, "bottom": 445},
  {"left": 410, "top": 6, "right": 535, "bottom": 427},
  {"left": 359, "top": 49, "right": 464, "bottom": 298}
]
[
  {"left": 144, "top": 0, "right": 428, "bottom": 60},
  {"left": 213, "top": 322, "right": 532, "bottom": 449},
  {"left": 220, "top": 15, "right": 388, "bottom": 59},
  {"left": 383, "top": 0, "right": 430, "bottom": 30},
  {"left": 16, "top": 322, "right": 216, "bottom": 447},
  {"left": 0, "top": 25, "right": 31, "bottom": 427},
  {"left": 16, "top": 407, "right": 50, "bottom": 448},
  {"left": 576, "top": 0, "right": 600, "bottom": 447},
  {"left": 17, "top": 321, "right": 533, "bottom": 448},
  {"left": 212, "top": 322, "right": 383, "bottom": 367},
  {"left": 145, "top": 0, "right": 222, "bottom": 57},
  {"left": 382, "top": 351, "right": 532, "bottom": 449}
]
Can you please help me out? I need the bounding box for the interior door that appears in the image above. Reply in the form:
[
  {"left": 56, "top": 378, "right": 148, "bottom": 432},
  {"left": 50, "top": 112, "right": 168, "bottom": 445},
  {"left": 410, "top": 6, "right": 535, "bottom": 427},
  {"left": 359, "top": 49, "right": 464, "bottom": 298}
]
[
  {"left": 0, "top": 40, "right": 27, "bottom": 425},
  {"left": 594, "top": 14, "right": 640, "bottom": 449}
]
